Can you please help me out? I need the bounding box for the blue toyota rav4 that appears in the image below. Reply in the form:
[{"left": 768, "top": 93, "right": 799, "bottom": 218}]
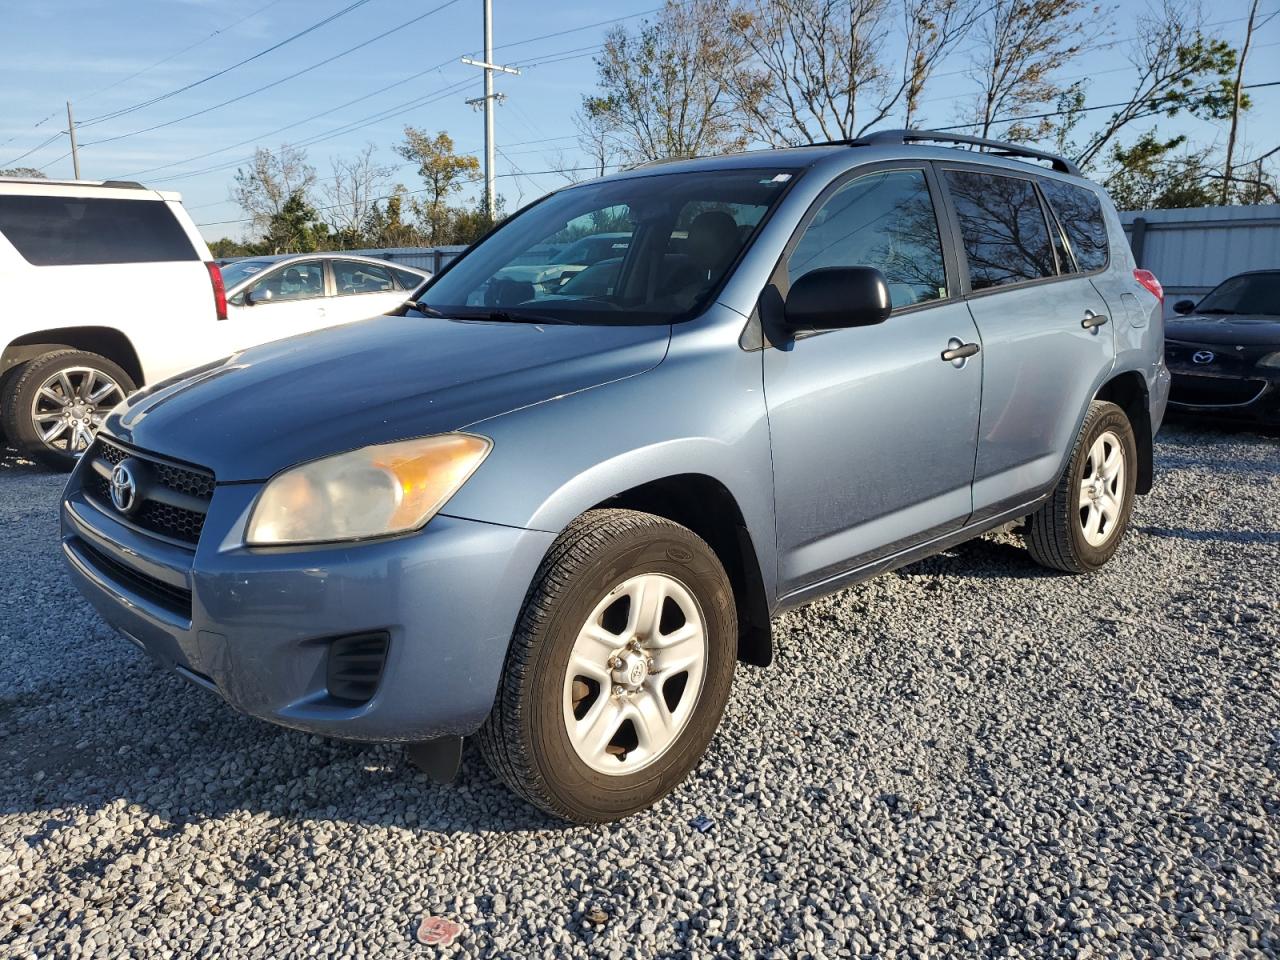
[{"left": 62, "top": 131, "right": 1169, "bottom": 823}]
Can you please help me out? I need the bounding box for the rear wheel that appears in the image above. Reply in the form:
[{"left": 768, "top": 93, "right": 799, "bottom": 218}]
[
  {"left": 477, "top": 509, "right": 737, "bottom": 823},
  {"left": 1025, "top": 400, "right": 1137, "bottom": 573},
  {"left": 0, "top": 350, "right": 134, "bottom": 470}
]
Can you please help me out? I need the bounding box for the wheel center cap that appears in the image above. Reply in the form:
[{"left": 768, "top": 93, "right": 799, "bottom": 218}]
[
  {"left": 612, "top": 649, "right": 649, "bottom": 691},
  {"left": 70, "top": 403, "right": 89, "bottom": 419}
]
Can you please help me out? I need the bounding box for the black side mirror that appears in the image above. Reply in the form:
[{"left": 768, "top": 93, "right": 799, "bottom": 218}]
[
  {"left": 785, "top": 266, "right": 892, "bottom": 331},
  {"left": 1172, "top": 299, "right": 1196, "bottom": 315}
]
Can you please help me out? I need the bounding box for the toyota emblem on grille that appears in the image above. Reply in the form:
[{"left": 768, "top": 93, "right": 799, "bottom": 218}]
[
  {"left": 1192, "top": 350, "right": 1215, "bottom": 364},
  {"left": 110, "top": 461, "right": 139, "bottom": 514}
]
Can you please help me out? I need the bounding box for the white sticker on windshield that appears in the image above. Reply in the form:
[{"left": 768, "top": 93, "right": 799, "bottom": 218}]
[{"left": 770, "top": 174, "right": 793, "bottom": 183}]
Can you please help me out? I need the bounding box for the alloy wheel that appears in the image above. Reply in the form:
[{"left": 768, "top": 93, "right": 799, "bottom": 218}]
[
  {"left": 1078, "top": 429, "right": 1126, "bottom": 547},
  {"left": 562, "top": 573, "right": 708, "bottom": 775},
  {"left": 29, "top": 366, "right": 124, "bottom": 456}
]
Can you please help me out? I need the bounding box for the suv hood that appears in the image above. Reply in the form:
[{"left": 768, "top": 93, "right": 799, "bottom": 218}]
[
  {"left": 106, "top": 315, "right": 670, "bottom": 482},
  {"left": 1166, "top": 314, "right": 1280, "bottom": 347}
]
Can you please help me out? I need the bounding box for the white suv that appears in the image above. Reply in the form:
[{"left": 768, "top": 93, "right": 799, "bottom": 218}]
[{"left": 0, "top": 178, "right": 424, "bottom": 469}]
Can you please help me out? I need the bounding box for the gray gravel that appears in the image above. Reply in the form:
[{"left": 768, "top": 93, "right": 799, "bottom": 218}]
[{"left": 2, "top": 421, "right": 1278, "bottom": 959}]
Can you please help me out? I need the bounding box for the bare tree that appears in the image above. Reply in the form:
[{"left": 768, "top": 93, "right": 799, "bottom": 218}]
[
  {"left": 231, "top": 144, "right": 316, "bottom": 237},
  {"left": 968, "top": 0, "right": 1099, "bottom": 141},
  {"left": 319, "top": 144, "right": 394, "bottom": 246},
  {"left": 575, "top": 100, "right": 622, "bottom": 178},
  {"left": 1221, "top": 0, "right": 1277, "bottom": 202},
  {"left": 900, "top": 0, "right": 988, "bottom": 128},
  {"left": 585, "top": 0, "right": 748, "bottom": 162},
  {"left": 0, "top": 166, "right": 45, "bottom": 178},
  {"left": 1063, "top": 0, "right": 1239, "bottom": 171}
]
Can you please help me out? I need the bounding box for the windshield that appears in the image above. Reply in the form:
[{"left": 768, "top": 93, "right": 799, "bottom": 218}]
[
  {"left": 421, "top": 169, "right": 798, "bottom": 325},
  {"left": 1196, "top": 273, "right": 1280, "bottom": 316},
  {"left": 221, "top": 259, "right": 277, "bottom": 289}
]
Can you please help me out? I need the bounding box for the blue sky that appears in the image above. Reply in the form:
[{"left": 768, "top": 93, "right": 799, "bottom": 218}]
[{"left": 3, "top": 0, "right": 1276, "bottom": 241}]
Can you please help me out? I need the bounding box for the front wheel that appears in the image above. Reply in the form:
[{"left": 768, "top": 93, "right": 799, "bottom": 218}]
[
  {"left": 0, "top": 350, "right": 135, "bottom": 470},
  {"left": 477, "top": 509, "right": 737, "bottom": 823},
  {"left": 1025, "top": 400, "right": 1137, "bottom": 573}
]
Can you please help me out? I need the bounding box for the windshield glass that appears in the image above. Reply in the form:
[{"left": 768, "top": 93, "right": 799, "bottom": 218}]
[
  {"left": 220, "top": 259, "right": 277, "bottom": 289},
  {"left": 1196, "top": 273, "right": 1280, "bottom": 316},
  {"left": 421, "top": 169, "right": 798, "bottom": 325}
]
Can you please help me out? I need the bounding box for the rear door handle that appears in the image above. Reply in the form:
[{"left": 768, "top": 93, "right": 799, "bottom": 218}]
[
  {"left": 941, "top": 340, "right": 981, "bottom": 362},
  {"left": 1081, "top": 310, "right": 1109, "bottom": 329}
]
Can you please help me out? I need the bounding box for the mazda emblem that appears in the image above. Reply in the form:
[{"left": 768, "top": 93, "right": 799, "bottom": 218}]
[
  {"left": 110, "top": 461, "right": 139, "bottom": 514},
  {"left": 1191, "top": 350, "right": 1215, "bottom": 364}
]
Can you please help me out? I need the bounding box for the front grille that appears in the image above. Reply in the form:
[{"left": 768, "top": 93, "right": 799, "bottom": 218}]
[
  {"left": 1170, "top": 373, "right": 1267, "bottom": 407},
  {"left": 85, "top": 437, "right": 216, "bottom": 546},
  {"left": 73, "top": 536, "right": 193, "bottom": 620}
]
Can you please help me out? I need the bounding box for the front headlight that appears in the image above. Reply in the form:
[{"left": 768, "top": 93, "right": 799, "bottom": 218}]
[
  {"left": 1259, "top": 351, "right": 1280, "bottom": 369},
  {"left": 245, "top": 434, "right": 492, "bottom": 546}
]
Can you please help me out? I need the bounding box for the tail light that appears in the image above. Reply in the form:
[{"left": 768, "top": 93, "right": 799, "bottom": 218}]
[
  {"left": 205, "top": 261, "right": 228, "bottom": 320},
  {"left": 1133, "top": 268, "right": 1163, "bottom": 304}
]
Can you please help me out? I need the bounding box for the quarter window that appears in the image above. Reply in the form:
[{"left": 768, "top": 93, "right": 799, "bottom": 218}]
[
  {"left": 1039, "top": 179, "right": 1110, "bottom": 273},
  {"left": 788, "top": 169, "right": 948, "bottom": 308},
  {"left": 944, "top": 171, "right": 1057, "bottom": 290}
]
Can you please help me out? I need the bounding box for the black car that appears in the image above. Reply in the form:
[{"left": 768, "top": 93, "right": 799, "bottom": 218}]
[{"left": 1165, "top": 270, "right": 1280, "bottom": 425}]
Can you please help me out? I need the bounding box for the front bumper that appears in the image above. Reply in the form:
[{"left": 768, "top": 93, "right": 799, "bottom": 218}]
[
  {"left": 61, "top": 458, "right": 554, "bottom": 741},
  {"left": 1164, "top": 341, "right": 1280, "bottom": 425}
]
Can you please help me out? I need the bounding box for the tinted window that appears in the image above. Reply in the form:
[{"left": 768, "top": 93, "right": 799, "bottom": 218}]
[
  {"left": 789, "top": 169, "right": 947, "bottom": 308},
  {"left": 945, "top": 171, "right": 1056, "bottom": 290},
  {"left": 0, "top": 195, "right": 197, "bottom": 266},
  {"left": 1039, "top": 179, "right": 1109, "bottom": 273},
  {"left": 1196, "top": 273, "right": 1280, "bottom": 316},
  {"left": 248, "top": 261, "right": 324, "bottom": 302},
  {"left": 334, "top": 260, "right": 395, "bottom": 295}
]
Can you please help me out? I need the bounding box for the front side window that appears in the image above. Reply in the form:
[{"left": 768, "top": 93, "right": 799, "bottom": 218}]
[
  {"left": 334, "top": 260, "right": 395, "bottom": 295},
  {"left": 787, "top": 169, "right": 948, "bottom": 309},
  {"left": 0, "top": 195, "right": 197, "bottom": 266},
  {"left": 1039, "top": 179, "right": 1109, "bottom": 273},
  {"left": 945, "top": 171, "right": 1056, "bottom": 290},
  {"left": 421, "top": 169, "right": 796, "bottom": 325},
  {"left": 248, "top": 261, "right": 325, "bottom": 303}
]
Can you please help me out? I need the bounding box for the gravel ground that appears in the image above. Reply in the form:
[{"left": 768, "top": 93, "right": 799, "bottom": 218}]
[{"left": 1, "top": 421, "right": 1278, "bottom": 959}]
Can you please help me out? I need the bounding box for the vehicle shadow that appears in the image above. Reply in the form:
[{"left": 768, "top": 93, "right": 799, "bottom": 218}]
[{"left": 0, "top": 647, "right": 574, "bottom": 837}]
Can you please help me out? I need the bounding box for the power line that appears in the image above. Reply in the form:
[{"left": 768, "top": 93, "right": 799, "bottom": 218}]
[{"left": 77, "top": 0, "right": 379, "bottom": 128}]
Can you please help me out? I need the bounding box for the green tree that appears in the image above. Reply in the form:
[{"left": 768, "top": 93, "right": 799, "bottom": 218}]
[
  {"left": 394, "top": 129, "right": 480, "bottom": 245},
  {"left": 1103, "top": 133, "right": 1218, "bottom": 209},
  {"left": 262, "top": 192, "right": 328, "bottom": 254},
  {"left": 231, "top": 144, "right": 316, "bottom": 240},
  {"left": 0, "top": 166, "right": 46, "bottom": 178},
  {"left": 361, "top": 187, "right": 424, "bottom": 248}
]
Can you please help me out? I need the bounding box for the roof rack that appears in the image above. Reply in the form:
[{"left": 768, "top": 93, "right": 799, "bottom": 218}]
[
  {"left": 0, "top": 176, "right": 147, "bottom": 189},
  {"left": 849, "top": 129, "right": 1081, "bottom": 177}
]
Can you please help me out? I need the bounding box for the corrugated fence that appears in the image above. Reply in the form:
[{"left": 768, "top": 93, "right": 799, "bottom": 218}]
[{"left": 1119, "top": 205, "right": 1280, "bottom": 314}]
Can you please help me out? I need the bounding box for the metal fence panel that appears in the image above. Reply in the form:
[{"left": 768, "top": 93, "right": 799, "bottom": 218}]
[{"left": 1120, "top": 205, "right": 1280, "bottom": 312}]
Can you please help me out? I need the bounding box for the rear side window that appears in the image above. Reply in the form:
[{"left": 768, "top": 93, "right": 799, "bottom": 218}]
[
  {"left": 392, "top": 267, "right": 424, "bottom": 290},
  {"left": 944, "top": 171, "right": 1056, "bottom": 291},
  {"left": 1039, "top": 179, "right": 1109, "bottom": 273},
  {"left": 0, "top": 195, "right": 197, "bottom": 266},
  {"left": 334, "top": 259, "right": 395, "bottom": 295}
]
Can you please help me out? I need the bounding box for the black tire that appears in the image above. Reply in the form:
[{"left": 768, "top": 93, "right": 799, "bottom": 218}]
[
  {"left": 0, "top": 349, "right": 136, "bottom": 471},
  {"left": 0, "top": 364, "right": 22, "bottom": 446},
  {"left": 477, "top": 509, "right": 738, "bottom": 823},
  {"left": 1025, "top": 400, "right": 1137, "bottom": 574}
]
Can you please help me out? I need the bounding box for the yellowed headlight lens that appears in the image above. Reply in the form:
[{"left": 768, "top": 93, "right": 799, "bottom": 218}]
[{"left": 245, "top": 434, "right": 491, "bottom": 545}]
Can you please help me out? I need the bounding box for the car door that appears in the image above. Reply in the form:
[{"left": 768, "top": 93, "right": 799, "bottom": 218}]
[
  {"left": 329, "top": 259, "right": 409, "bottom": 324},
  {"left": 223, "top": 259, "right": 329, "bottom": 351},
  {"left": 763, "top": 165, "right": 983, "bottom": 597},
  {"left": 938, "top": 168, "right": 1115, "bottom": 522}
]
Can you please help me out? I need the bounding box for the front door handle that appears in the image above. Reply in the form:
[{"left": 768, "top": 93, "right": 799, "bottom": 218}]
[
  {"left": 1081, "top": 310, "right": 1109, "bottom": 329},
  {"left": 941, "top": 340, "right": 981, "bottom": 362}
]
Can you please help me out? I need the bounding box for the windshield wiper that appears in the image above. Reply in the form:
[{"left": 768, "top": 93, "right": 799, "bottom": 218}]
[
  {"left": 465, "top": 309, "right": 575, "bottom": 325},
  {"left": 411, "top": 300, "right": 447, "bottom": 317}
]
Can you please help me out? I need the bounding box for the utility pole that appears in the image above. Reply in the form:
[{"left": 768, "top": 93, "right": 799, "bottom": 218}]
[
  {"left": 1222, "top": 0, "right": 1260, "bottom": 204},
  {"left": 461, "top": 0, "right": 519, "bottom": 218},
  {"left": 66, "top": 101, "right": 81, "bottom": 180}
]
